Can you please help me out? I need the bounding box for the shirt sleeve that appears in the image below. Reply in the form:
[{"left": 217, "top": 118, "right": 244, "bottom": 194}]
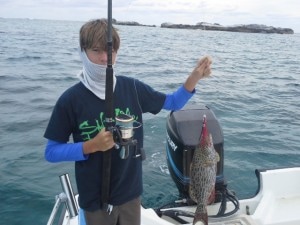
[
  {"left": 44, "top": 93, "right": 74, "bottom": 143},
  {"left": 163, "top": 85, "right": 195, "bottom": 110},
  {"left": 45, "top": 139, "right": 89, "bottom": 162},
  {"left": 132, "top": 78, "right": 166, "bottom": 114}
]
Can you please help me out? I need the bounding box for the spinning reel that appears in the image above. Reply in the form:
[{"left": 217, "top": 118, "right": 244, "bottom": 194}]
[{"left": 109, "top": 114, "right": 143, "bottom": 159}]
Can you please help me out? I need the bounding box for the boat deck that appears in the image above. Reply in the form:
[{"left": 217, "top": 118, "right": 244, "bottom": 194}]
[
  {"left": 251, "top": 193, "right": 300, "bottom": 225},
  {"left": 56, "top": 167, "right": 300, "bottom": 225}
]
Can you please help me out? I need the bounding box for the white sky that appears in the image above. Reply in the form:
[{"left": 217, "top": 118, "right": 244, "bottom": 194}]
[{"left": 1, "top": 0, "right": 300, "bottom": 33}]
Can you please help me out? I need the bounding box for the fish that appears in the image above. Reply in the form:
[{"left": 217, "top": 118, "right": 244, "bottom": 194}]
[{"left": 189, "top": 114, "right": 220, "bottom": 225}]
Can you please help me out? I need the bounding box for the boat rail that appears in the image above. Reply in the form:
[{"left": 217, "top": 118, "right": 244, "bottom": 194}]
[{"left": 46, "top": 174, "right": 78, "bottom": 225}]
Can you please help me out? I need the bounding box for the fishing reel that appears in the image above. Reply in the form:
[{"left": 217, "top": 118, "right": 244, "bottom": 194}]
[{"left": 109, "top": 114, "right": 143, "bottom": 159}]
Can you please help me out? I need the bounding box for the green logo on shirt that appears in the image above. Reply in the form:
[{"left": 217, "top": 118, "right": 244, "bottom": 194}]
[{"left": 79, "top": 107, "right": 138, "bottom": 140}]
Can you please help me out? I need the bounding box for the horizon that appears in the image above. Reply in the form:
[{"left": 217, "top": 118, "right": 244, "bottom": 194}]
[
  {"left": 1, "top": 16, "right": 298, "bottom": 34},
  {"left": 1, "top": 0, "right": 300, "bottom": 33}
]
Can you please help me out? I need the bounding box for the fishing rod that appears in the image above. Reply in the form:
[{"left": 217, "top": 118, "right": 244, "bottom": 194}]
[
  {"left": 105, "top": 0, "right": 114, "bottom": 128},
  {"left": 101, "top": 0, "right": 114, "bottom": 214},
  {"left": 102, "top": 0, "right": 142, "bottom": 213},
  {"left": 104, "top": 0, "right": 141, "bottom": 160}
]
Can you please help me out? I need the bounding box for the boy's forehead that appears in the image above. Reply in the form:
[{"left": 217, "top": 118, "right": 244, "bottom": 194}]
[
  {"left": 91, "top": 44, "right": 101, "bottom": 48},
  {"left": 91, "top": 43, "right": 105, "bottom": 49}
]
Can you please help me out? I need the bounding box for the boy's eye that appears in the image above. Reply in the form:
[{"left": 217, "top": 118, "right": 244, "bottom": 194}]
[{"left": 91, "top": 48, "right": 116, "bottom": 54}]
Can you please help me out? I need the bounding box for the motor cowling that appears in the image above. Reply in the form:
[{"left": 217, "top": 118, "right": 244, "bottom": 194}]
[{"left": 166, "top": 105, "right": 225, "bottom": 201}]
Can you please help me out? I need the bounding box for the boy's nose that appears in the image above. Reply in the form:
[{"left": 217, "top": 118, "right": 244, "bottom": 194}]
[{"left": 98, "top": 52, "right": 108, "bottom": 65}]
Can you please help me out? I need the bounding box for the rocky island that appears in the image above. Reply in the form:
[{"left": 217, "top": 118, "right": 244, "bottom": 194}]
[
  {"left": 112, "top": 19, "right": 155, "bottom": 27},
  {"left": 113, "top": 19, "right": 294, "bottom": 34},
  {"left": 161, "top": 22, "right": 294, "bottom": 34}
]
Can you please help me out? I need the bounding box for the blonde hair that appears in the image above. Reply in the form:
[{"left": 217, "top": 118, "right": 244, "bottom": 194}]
[{"left": 79, "top": 19, "right": 120, "bottom": 52}]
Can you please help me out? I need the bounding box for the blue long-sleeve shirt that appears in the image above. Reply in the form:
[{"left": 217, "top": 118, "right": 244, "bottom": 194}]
[{"left": 45, "top": 85, "right": 194, "bottom": 162}]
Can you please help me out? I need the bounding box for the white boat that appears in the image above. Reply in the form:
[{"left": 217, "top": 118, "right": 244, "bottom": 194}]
[{"left": 47, "top": 106, "right": 300, "bottom": 225}]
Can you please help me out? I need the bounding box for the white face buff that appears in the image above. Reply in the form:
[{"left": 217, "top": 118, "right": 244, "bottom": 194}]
[
  {"left": 78, "top": 49, "right": 116, "bottom": 100},
  {"left": 80, "top": 49, "right": 107, "bottom": 80}
]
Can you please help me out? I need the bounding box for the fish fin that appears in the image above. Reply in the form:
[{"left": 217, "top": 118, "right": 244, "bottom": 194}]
[
  {"left": 216, "top": 151, "right": 220, "bottom": 162},
  {"left": 207, "top": 187, "right": 215, "bottom": 205},
  {"left": 189, "top": 183, "right": 197, "bottom": 203},
  {"left": 193, "top": 212, "right": 208, "bottom": 225},
  {"left": 203, "top": 160, "right": 216, "bottom": 167}
]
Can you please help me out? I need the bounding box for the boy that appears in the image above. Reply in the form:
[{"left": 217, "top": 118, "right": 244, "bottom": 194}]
[{"left": 44, "top": 19, "right": 212, "bottom": 225}]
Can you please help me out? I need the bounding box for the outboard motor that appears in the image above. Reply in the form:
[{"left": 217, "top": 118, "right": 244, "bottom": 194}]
[{"left": 166, "top": 105, "right": 225, "bottom": 201}]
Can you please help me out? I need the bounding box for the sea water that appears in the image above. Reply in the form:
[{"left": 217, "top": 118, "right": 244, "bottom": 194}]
[{"left": 0, "top": 18, "right": 299, "bottom": 225}]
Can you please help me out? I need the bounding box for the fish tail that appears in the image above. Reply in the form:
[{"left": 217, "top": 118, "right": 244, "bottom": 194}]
[{"left": 193, "top": 211, "right": 208, "bottom": 225}]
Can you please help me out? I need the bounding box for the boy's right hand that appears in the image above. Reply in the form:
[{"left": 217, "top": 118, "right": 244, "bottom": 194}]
[{"left": 83, "top": 128, "right": 115, "bottom": 154}]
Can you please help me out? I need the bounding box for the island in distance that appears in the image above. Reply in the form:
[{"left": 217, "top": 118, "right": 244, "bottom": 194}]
[
  {"left": 113, "top": 19, "right": 294, "bottom": 34},
  {"left": 161, "top": 22, "right": 294, "bottom": 34}
]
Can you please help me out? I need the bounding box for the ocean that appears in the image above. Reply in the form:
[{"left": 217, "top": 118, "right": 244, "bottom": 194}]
[{"left": 0, "top": 18, "right": 299, "bottom": 225}]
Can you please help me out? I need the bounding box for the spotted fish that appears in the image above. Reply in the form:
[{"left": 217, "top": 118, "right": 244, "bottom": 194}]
[{"left": 189, "top": 115, "right": 219, "bottom": 225}]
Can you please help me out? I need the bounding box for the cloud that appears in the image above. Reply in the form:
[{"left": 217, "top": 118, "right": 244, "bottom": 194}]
[{"left": 111, "top": 0, "right": 300, "bottom": 29}]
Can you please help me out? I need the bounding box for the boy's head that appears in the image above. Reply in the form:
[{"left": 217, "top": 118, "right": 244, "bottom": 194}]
[{"left": 79, "top": 19, "right": 120, "bottom": 52}]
